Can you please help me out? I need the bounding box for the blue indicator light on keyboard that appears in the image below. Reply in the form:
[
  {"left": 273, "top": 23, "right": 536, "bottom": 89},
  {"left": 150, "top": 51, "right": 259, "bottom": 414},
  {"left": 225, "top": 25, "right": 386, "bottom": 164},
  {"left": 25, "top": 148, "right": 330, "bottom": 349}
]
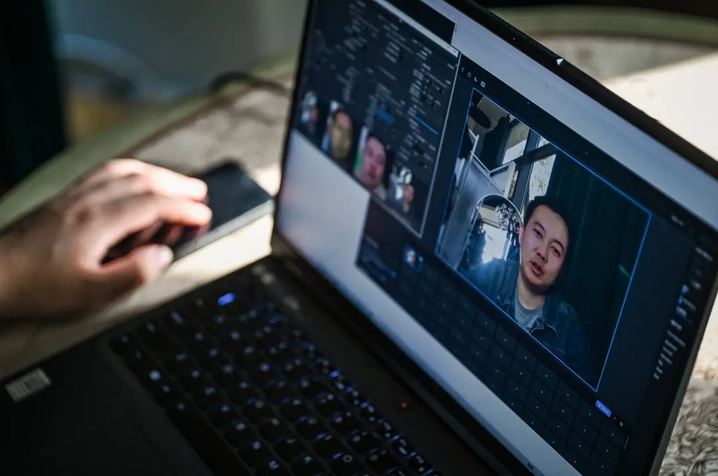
[
  {"left": 596, "top": 400, "right": 612, "bottom": 417},
  {"left": 217, "top": 293, "right": 236, "bottom": 307}
]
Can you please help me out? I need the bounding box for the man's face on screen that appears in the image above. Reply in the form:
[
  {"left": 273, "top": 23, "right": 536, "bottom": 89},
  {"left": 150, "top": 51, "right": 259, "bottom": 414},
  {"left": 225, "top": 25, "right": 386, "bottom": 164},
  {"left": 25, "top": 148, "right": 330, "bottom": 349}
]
[
  {"left": 519, "top": 205, "right": 569, "bottom": 293},
  {"left": 359, "top": 136, "right": 386, "bottom": 190},
  {"left": 329, "top": 111, "right": 353, "bottom": 160}
]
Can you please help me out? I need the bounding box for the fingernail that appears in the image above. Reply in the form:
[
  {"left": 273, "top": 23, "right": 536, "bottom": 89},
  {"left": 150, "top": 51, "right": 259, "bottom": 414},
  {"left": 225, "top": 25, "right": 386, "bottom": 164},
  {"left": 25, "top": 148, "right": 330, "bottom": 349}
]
[
  {"left": 191, "top": 178, "right": 208, "bottom": 196},
  {"left": 153, "top": 246, "right": 174, "bottom": 269}
]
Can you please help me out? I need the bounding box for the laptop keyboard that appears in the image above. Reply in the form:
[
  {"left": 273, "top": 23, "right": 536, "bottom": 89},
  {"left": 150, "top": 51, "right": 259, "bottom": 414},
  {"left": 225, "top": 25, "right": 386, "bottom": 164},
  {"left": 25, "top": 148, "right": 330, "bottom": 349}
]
[{"left": 111, "top": 277, "right": 440, "bottom": 476}]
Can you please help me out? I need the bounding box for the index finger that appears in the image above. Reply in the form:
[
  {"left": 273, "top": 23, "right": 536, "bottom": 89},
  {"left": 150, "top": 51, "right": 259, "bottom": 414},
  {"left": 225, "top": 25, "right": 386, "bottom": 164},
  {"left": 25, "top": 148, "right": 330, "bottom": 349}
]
[
  {"left": 72, "top": 159, "right": 207, "bottom": 201},
  {"left": 79, "top": 193, "right": 212, "bottom": 263}
]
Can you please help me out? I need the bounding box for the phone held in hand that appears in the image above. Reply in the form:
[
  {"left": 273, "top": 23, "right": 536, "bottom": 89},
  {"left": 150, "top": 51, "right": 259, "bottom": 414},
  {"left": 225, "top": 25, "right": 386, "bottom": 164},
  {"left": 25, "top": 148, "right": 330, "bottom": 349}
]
[{"left": 105, "top": 162, "right": 273, "bottom": 262}]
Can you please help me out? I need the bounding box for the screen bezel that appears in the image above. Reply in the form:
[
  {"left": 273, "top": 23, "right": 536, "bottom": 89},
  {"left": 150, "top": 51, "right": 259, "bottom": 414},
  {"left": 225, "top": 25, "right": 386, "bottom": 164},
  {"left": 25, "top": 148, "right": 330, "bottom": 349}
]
[{"left": 272, "top": 1, "right": 718, "bottom": 473}]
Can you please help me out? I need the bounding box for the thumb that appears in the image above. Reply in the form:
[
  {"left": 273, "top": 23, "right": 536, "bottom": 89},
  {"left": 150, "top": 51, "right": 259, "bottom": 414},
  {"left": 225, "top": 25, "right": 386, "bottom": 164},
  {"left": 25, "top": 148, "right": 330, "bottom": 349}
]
[{"left": 96, "top": 244, "right": 174, "bottom": 300}]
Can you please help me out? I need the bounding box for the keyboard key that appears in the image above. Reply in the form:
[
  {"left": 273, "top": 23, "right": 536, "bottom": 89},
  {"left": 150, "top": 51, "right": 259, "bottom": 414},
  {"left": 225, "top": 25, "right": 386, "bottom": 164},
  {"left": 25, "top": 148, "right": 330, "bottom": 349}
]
[
  {"left": 237, "top": 344, "right": 265, "bottom": 365},
  {"left": 563, "top": 448, "right": 588, "bottom": 475},
  {"left": 177, "top": 367, "right": 209, "bottom": 391},
  {"left": 239, "top": 439, "right": 272, "bottom": 467},
  {"left": 195, "top": 385, "right": 221, "bottom": 410},
  {"left": 330, "top": 411, "right": 362, "bottom": 436},
  {"left": 594, "top": 438, "right": 621, "bottom": 465},
  {"left": 153, "top": 380, "right": 180, "bottom": 406},
  {"left": 533, "top": 362, "right": 557, "bottom": 390},
  {"left": 344, "top": 388, "right": 369, "bottom": 408},
  {"left": 296, "top": 416, "right": 328, "bottom": 440},
  {"left": 544, "top": 416, "right": 569, "bottom": 450},
  {"left": 283, "top": 358, "right": 313, "bottom": 381},
  {"left": 555, "top": 382, "right": 579, "bottom": 409},
  {"left": 531, "top": 378, "right": 552, "bottom": 405},
  {"left": 574, "top": 418, "right": 598, "bottom": 446},
  {"left": 359, "top": 402, "right": 380, "bottom": 425},
  {"left": 123, "top": 346, "right": 152, "bottom": 371},
  {"left": 214, "top": 362, "right": 243, "bottom": 385},
  {"left": 567, "top": 434, "right": 591, "bottom": 462},
  {"left": 392, "top": 437, "right": 415, "bottom": 459},
  {"left": 409, "top": 453, "right": 433, "bottom": 474},
  {"left": 511, "top": 360, "right": 532, "bottom": 388},
  {"left": 259, "top": 417, "right": 291, "bottom": 443},
  {"left": 166, "top": 351, "right": 193, "bottom": 370},
  {"left": 267, "top": 341, "right": 293, "bottom": 362},
  {"left": 281, "top": 398, "right": 311, "bottom": 422},
  {"left": 367, "top": 449, "right": 400, "bottom": 474},
  {"left": 298, "top": 378, "right": 331, "bottom": 399},
  {"left": 525, "top": 394, "right": 549, "bottom": 421},
  {"left": 348, "top": 430, "right": 382, "bottom": 455},
  {"left": 332, "top": 452, "right": 362, "bottom": 476},
  {"left": 590, "top": 450, "right": 616, "bottom": 475},
  {"left": 221, "top": 329, "right": 245, "bottom": 350},
  {"left": 256, "top": 458, "right": 290, "bottom": 476},
  {"left": 243, "top": 398, "right": 275, "bottom": 422},
  {"left": 199, "top": 347, "right": 228, "bottom": 371},
  {"left": 292, "top": 453, "right": 326, "bottom": 476},
  {"left": 374, "top": 419, "right": 398, "bottom": 441},
  {"left": 187, "top": 331, "right": 212, "bottom": 351},
  {"left": 474, "top": 311, "right": 496, "bottom": 336},
  {"left": 265, "top": 380, "right": 298, "bottom": 405},
  {"left": 522, "top": 408, "right": 545, "bottom": 434},
  {"left": 600, "top": 421, "right": 627, "bottom": 449},
  {"left": 138, "top": 320, "right": 171, "bottom": 349},
  {"left": 224, "top": 420, "right": 256, "bottom": 447},
  {"left": 504, "top": 377, "right": 528, "bottom": 403},
  {"left": 314, "top": 432, "right": 348, "bottom": 459},
  {"left": 314, "top": 392, "right": 344, "bottom": 417},
  {"left": 249, "top": 361, "right": 280, "bottom": 386},
  {"left": 387, "top": 469, "right": 414, "bottom": 476},
  {"left": 207, "top": 313, "right": 229, "bottom": 332},
  {"left": 551, "top": 396, "right": 576, "bottom": 425},
  {"left": 167, "top": 398, "right": 193, "bottom": 425},
  {"left": 495, "top": 326, "right": 516, "bottom": 353},
  {"left": 274, "top": 436, "right": 306, "bottom": 463},
  {"left": 514, "top": 345, "right": 537, "bottom": 371},
  {"left": 209, "top": 402, "right": 240, "bottom": 429},
  {"left": 229, "top": 379, "right": 260, "bottom": 404},
  {"left": 578, "top": 400, "right": 604, "bottom": 429}
]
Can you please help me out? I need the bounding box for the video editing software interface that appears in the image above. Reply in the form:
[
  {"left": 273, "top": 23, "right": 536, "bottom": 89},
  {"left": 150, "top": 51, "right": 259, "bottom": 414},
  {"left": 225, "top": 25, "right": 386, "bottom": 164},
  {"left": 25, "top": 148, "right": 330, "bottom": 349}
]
[{"left": 283, "top": 0, "right": 718, "bottom": 474}]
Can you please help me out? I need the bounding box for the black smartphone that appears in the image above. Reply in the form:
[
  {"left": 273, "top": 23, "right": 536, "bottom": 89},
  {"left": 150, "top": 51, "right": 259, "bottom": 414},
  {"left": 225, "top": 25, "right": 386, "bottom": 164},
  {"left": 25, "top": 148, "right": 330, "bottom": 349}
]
[
  {"left": 105, "top": 162, "right": 273, "bottom": 262},
  {"left": 172, "top": 161, "right": 273, "bottom": 259}
]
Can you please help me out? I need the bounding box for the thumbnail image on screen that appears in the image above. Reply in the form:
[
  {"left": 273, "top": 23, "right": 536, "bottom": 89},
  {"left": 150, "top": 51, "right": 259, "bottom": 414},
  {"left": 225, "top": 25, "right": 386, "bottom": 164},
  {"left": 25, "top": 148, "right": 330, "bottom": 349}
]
[
  {"left": 295, "top": 90, "right": 433, "bottom": 233},
  {"left": 436, "top": 89, "right": 651, "bottom": 388},
  {"left": 353, "top": 127, "right": 417, "bottom": 215}
]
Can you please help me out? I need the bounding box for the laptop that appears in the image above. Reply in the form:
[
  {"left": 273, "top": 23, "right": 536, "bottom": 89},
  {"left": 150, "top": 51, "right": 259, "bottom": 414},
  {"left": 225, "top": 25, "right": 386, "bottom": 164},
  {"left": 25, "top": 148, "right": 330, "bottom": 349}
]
[{"left": 3, "top": 1, "right": 717, "bottom": 475}]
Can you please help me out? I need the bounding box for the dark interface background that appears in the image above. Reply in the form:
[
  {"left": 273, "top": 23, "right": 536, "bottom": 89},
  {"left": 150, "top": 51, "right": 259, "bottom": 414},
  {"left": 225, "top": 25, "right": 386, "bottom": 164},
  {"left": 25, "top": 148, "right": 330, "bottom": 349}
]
[
  {"left": 292, "top": 0, "right": 718, "bottom": 474},
  {"left": 294, "top": 0, "right": 457, "bottom": 233}
]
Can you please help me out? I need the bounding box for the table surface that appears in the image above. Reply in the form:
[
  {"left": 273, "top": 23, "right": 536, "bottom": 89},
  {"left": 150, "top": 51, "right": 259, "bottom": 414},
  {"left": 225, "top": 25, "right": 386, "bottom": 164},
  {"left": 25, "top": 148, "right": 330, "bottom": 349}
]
[{"left": 0, "top": 51, "right": 717, "bottom": 474}]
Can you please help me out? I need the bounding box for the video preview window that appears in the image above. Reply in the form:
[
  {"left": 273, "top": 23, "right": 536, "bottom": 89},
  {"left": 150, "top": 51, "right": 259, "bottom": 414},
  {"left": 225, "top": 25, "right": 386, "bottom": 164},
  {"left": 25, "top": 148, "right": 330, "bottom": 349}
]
[
  {"left": 437, "top": 89, "right": 651, "bottom": 388},
  {"left": 297, "top": 94, "right": 429, "bottom": 232}
]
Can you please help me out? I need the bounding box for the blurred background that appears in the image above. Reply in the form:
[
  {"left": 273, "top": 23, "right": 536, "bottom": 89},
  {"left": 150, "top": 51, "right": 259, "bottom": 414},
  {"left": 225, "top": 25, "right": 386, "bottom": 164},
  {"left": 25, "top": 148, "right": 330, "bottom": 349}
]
[{"left": 1, "top": 0, "right": 717, "bottom": 195}]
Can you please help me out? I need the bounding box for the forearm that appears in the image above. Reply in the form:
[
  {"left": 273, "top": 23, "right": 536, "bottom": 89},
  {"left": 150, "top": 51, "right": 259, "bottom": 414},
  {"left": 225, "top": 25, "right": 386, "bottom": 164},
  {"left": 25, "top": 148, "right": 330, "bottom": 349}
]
[
  {"left": 0, "top": 232, "right": 24, "bottom": 319},
  {"left": 0, "top": 241, "right": 13, "bottom": 318}
]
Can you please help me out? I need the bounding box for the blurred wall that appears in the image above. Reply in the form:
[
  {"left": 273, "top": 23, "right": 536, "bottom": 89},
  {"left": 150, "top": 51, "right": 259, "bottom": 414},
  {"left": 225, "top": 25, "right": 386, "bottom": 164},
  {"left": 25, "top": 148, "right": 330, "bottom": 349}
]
[{"left": 51, "top": 0, "right": 308, "bottom": 99}]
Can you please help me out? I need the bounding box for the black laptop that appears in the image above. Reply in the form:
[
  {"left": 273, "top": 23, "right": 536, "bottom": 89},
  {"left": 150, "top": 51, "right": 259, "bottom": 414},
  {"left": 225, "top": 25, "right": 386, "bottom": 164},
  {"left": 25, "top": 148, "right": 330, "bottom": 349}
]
[{"left": 3, "top": 1, "right": 717, "bottom": 475}]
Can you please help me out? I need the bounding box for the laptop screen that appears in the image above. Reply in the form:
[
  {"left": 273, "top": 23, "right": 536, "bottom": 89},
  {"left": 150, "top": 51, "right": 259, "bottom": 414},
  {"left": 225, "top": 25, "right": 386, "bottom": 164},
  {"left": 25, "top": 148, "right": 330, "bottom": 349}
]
[{"left": 276, "top": 0, "right": 718, "bottom": 474}]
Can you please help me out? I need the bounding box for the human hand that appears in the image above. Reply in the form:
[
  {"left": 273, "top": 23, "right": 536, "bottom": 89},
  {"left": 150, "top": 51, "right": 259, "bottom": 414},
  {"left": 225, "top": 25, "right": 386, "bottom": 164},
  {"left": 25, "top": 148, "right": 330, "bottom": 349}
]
[{"left": 0, "top": 159, "right": 212, "bottom": 319}]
